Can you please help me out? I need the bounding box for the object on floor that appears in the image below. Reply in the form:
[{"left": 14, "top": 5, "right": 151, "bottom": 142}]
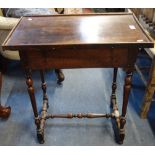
[{"left": 0, "top": 71, "right": 11, "bottom": 118}]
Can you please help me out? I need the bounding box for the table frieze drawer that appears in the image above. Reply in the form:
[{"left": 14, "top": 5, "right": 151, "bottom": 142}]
[{"left": 19, "top": 48, "right": 129, "bottom": 69}]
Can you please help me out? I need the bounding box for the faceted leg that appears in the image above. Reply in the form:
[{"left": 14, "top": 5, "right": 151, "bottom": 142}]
[
  {"left": 0, "top": 71, "right": 11, "bottom": 119},
  {"left": 25, "top": 69, "right": 41, "bottom": 141},
  {"left": 55, "top": 69, "right": 65, "bottom": 85},
  {"left": 119, "top": 69, "right": 133, "bottom": 144}
]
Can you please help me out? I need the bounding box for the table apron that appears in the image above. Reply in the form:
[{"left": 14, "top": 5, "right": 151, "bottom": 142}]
[{"left": 19, "top": 48, "right": 138, "bottom": 69}]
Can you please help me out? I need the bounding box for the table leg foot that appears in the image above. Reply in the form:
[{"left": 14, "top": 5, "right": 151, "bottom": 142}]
[
  {"left": 110, "top": 68, "right": 122, "bottom": 144},
  {"left": 55, "top": 69, "right": 65, "bottom": 85},
  {"left": 0, "top": 105, "right": 11, "bottom": 119},
  {"left": 119, "top": 69, "right": 133, "bottom": 144},
  {"left": 37, "top": 98, "right": 48, "bottom": 144},
  {"left": 118, "top": 116, "right": 126, "bottom": 144},
  {"left": 118, "top": 140, "right": 123, "bottom": 145},
  {"left": 37, "top": 129, "right": 45, "bottom": 144}
]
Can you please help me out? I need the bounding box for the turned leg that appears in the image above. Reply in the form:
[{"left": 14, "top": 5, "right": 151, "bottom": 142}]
[
  {"left": 37, "top": 70, "right": 49, "bottom": 144},
  {"left": 25, "top": 69, "right": 41, "bottom": 140},
  {"left": 119, "top": 69, "right": 133, "bottom": 144},
  {"left": 110, "top": 68, "right": 121, "bottom": 143},
  {"left": 40, "top": 70, "right": 48, "bottom": 108},
  {"left": 111, "top": 68, "right": 120, "bottom": 129},
  {"left": 0, "top": 71, "right": 11, "bottom": 119},
  {"left": 55, "top": 69, "right": 65, "bottom": 84},
  {"left": 111, "top": 68, "right": 118, "bottom": 105}
]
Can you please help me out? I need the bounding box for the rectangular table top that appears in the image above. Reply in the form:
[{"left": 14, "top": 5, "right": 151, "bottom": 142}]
[{"left": 2, "top": 13, "right": 154, "bottom": 50}]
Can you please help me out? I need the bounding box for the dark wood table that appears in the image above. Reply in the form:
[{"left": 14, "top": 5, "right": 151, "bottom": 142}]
[{"left": 2, "top": 13, "right": 153, "bottom": 144}]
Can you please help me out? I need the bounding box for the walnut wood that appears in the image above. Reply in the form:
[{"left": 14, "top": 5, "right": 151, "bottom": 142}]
[
  {"left": 111, "top": 68, "right": 120, "bottom": 128},
  {"left": 2, "top": 13, "right": 153, "bottom": 144},
  {"left": 25, "top": 69, "right": 40, "bottom": 128},
  {"left": 19, "top": 48, "right": 130, "bottom": 69},
  {"left": 0, "top": 71, "right": 11, "bottom": 118},
  {"left": 119, "top": 69, "right": 133, "bottom": 144},
  {"left": 111, "top": 100, "right": 120, "bottom": 129},
  {"left": 111, "top": 68, "right": 118, "bottom": 100},
  {"left": 122, "top": 70, "right": 133, "bottom": 116},
  {"left": 37, "top": 99, "right": 48, "bottom": 144},
  {"left": 118, "top": 48, "right": 139, "bottom": 143},
  {"left": 0, "top": 105, "right": 11, "bottom": 118},
  {"left": 40, "top": 70, "right": 48, "bottom": 101},
  {"left": 119, "top": 116, "right": 126, "bottom": 144},
  {"left": 46, "top": 113, "right": 114, "bottom": 119},
  {"left": 37, "top": 70, "right": 48, "bottom": 144},
  {"left": 2, "top": 13, "right": 153, "bottom": 51},
  {"left": 40, "top": 71, "right": 48, "bottom": 110}
]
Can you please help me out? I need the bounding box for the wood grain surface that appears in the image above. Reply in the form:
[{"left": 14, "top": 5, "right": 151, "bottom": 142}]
[{"left": 2, "top": 13, "right": 153, "bottom": 50}]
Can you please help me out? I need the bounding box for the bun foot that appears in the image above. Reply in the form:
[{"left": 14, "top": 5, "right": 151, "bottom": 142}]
[{"left": 0, "top": 105, "right": 11, "bottom": 119}]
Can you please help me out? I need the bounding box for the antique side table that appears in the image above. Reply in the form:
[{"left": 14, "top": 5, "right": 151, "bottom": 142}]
[{"left": 2, "top": 13, "right": 153, "bottom": 144}]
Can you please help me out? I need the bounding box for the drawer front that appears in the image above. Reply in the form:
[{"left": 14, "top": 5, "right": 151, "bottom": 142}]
[{"left": 19, "top": 48, "right": 129, "bottom": 69}]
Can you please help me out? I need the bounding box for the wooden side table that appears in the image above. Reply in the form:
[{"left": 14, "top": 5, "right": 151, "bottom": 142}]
[{"left": 2, "top": 13, "right": 153, "bottom": 144}]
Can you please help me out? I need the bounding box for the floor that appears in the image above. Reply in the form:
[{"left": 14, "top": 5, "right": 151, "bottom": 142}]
[{"left": 0, "top": 54, "right": 155, "bottom": 145}]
